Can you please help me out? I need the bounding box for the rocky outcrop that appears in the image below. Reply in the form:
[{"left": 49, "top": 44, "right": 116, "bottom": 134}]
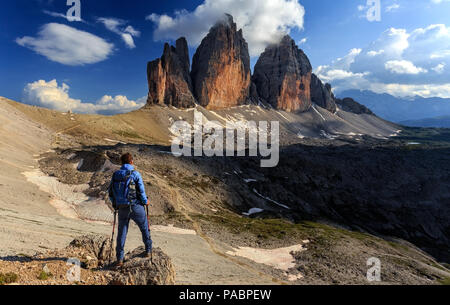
[
  {"left": 191, "top": 14, "right": 252, "bottom": 110},
  {"left": 336, "top": 97, "right": 374, "bottom": 115},
  {"left": 145, "top": 15, "right": 359, "bottom": 116},
  {"left": 310, "top": 74, "right": 337, "bottom": 113},
  {"left": 70, "top": 235, "right": 176, "bottom": 285},
  {"left": 69, "top": 235, "right": 115, "bottom": 268},
  {"left": 253, "top": 35, "right": 312, "bottom": 112},
  {"left": 109, "top": 246, "right": 176, "bottom": 285},
  {"left": 147, "top": 37, "right": 196, "bottom": 108}
]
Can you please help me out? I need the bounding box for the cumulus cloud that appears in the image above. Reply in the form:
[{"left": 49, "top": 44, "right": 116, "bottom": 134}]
[
  {"left": 97, "top": 18, "right": 140, "bottom": 49},
  {"left": 315, "top": 24, "right": 450, "bottom": 98},
  {"left": 147, "top": 0, "right": 305, "bottom": 56},
  {"left": 22, "top": 79, "right": 146, "bottom": 115},
  {"left": 385, "top": 60, "right": 427, "bottom": 74},
  {"left": 16, "top": 23, "right": 113, "bottom": 66}
]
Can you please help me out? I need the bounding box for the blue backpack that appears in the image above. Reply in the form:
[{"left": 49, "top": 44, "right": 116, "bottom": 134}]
[{"left": 109, "top": 170, "right": 137, "bottom": 209}]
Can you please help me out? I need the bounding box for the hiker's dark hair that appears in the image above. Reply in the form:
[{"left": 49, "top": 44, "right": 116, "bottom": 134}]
[{"left": 121, "top": 153, "right": 133, "bottom": 165}]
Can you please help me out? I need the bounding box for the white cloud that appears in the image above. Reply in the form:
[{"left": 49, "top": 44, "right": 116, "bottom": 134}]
[
  {"left": 386, "top": 4, "right": 400, "bottom": 12},
  {"left": 43, "top": 10, "right": 84, "bottom": 22},
  {"left": 22, "top": 79, "right": 146, "bottom": 115},
  {"left": 385, "top": 60, "right": 427, "bottom": 74},
  {"left": 16, "top": 23, "right": 113, "bottom": 66},
  {"left": 317, "top": 69, "right": 370, "bottom": 81},
  {"left": 432, "top": 63, "right": 446, "bottom": 73},
  {"left": 146, "top": 0, "right": 305, "bottom": 57},
  {"left": 430, "top": 50, "right": 450, "bottom": 59},
  {"left": 370, "top": 83, "right": 450, "bottom": 99},
  {"left": 97, "top": 18, "right": 140, "bottom": 49},
  {"left": 298, "top": 38, "right": 307, "bottom": 45},
  {"left": 315, "top": 24, "right": 450, "bottom": 98},
  {"left": 367, "top": 49, "right": 385, "bottom": 56}
]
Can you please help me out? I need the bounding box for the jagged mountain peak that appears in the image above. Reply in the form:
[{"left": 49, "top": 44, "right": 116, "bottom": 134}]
[{"left": 147, "top": 14, "right": 342, "bottom": 115}]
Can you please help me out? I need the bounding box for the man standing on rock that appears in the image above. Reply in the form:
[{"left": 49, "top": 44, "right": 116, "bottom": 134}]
[{"left": 109, "top": 153, "right": 152, "bottom": 267}]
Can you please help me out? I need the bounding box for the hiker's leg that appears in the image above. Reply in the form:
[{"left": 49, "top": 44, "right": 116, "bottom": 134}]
[
  {"left": 131, "top": 205, "right": 153, "bottom": 253},
  {"left": 116, "top": 208, "right": 131, "bottom": 261}
]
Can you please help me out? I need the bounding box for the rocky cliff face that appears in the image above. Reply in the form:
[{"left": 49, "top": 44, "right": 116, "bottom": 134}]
[
  {"left": 146, "top": 16, "right": 356, "bottom": 115},
  {"left": 310, "top": 74, "right": 337, "bottom": 113},
  {"left": 147, "top": 38, "right": 196, "bottom": 108},
  {"left": 253, "top": 35, "right": 313, "bottom": 112},
  {"left": 191, "top": 15, "right": 252, "bottom": 110}
]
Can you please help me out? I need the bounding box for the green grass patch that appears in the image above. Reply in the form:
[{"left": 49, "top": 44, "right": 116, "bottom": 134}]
[
  {"left": 113, "top": 130, "right": 142, "bottom": 139},
  {"left": 192, "top": 212, "right": 404, "bottom": 253},
  {"left": 0, "top": 273, "right": 19, "bottom": 285},
  {"left": 37, "top": 271, "right": 53, "bottom": 281},
  {"left": 192, "top": 212, "right": 348, "bottom": 242},
  {"left": 437, "top": 277, "right": 450, "bottom": 285}
]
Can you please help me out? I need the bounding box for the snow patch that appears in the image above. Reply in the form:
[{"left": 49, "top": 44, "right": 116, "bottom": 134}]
[
  {"left": 104, "top": 138, "right": 126, "bottom": 145},
  {"left": 276, "top": 111, "right": 291, "bottom": 122},
  {"left": 312, "top": 104, "right": 326, "bottom": 121},
  {"left": 243, "top": 208, "right": 264, "bottom": 216},
  {"left": 252, "top": 189, "right": 290, "bottom": 210},
  {"left": 22, "top": 169, "right": 90, "bottom": 220},
  {"left": 76, "top": 159, "right": 84, "bottom": 170},
  {"left": 320, "top": 130, "right": 337, "bottom": 140},
  {"left": 226, "top": 243, "right": 308, "bottom": 271}
]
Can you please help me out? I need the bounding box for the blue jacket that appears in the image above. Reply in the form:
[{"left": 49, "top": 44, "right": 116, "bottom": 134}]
[{"left": 110, "top": 164, "right": 148, "bottom": 205}]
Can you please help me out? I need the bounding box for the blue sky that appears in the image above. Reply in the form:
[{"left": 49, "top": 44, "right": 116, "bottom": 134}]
[{"left": 1, "top": 0, "right": 450, "bottom": 114}]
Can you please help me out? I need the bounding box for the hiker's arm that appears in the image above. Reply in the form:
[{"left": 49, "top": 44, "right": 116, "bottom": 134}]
[{"left": 135, "top": 172, "right": 148, "bottom": 205}]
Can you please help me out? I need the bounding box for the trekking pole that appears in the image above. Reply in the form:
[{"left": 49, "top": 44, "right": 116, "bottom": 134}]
[
  {"left": 145, "top": 205, "right": 150, "bottom": 232},
  {"left": 145, "top": 204, "right": 153, "bottom": 263},
  {"left": 109, "top": 210, "right": 117, "bottom": 265}
]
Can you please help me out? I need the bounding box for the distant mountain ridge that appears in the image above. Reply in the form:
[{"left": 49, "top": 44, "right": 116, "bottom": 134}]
[
  {"left": 400, "top": 116, "right": 450, "bottom": 128},
  {"left": 339, "top": 90, "right": 450, "bottom": 124}
]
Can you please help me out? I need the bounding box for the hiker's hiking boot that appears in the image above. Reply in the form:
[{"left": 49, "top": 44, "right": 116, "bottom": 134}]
[
  {"left": 142, "top": 251, "right": 153, "bottom": 262},
  {"left": 113, "top": 260, "right": 124, "bottom": 270}
]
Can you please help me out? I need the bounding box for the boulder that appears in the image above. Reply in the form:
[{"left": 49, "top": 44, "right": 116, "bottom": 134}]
[
  {"left": 147, "top": 37, "right": 196, "bottom": 108},
  {"left": 69, "top": 235, "right": 176, "bottom": 285},
  {"left": 253, "top": 35, "right": 312, "bottom": 112},
  {"left": 69, "top": 235, "right": 114, "bottom": 267},
  {"left": 191, "top": 14, "right": 252, "bottom": 110},
  {"left": 109, "top": 247, "right": 176, "bottom": 285}
]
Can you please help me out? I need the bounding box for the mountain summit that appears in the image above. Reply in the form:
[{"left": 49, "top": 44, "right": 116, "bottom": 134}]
[
  {"left": 146, "top": 14, "right": 340, "bottom": 114},
  {"left": 191, "top": 14, "right": 253, "bottom": 109}
]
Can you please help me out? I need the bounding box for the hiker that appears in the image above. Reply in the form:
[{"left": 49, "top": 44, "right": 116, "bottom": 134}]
[{"left": 108, "top": 153, "right": 152, "bottom": 267}]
